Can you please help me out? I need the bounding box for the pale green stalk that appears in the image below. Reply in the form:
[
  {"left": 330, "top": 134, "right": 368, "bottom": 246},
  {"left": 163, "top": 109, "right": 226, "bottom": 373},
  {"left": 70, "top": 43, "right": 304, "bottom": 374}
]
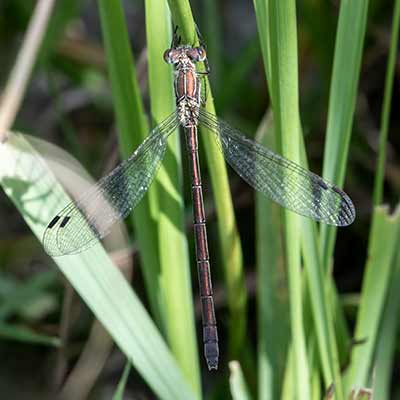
[
  {"left": 145, "top": 1, "right": 200, "bottom": 393},
  {"left": 267, "top": 1, "right": 310, "bottom": 398},
  {"left": 166, "top": 0, "right": 247, "bottom": 360},
  {"left": 255, "top": 112, "right": 287, "bottom": 400},
  {"left": 320, "top": 0, "right": 369, "bottom": 270}
]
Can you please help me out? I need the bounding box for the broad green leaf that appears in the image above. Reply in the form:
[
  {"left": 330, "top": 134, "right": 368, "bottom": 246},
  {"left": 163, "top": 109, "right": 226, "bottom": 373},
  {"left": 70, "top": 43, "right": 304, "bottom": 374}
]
[{"left": 0, "top": 132, "right": 196, "bottom": 400}]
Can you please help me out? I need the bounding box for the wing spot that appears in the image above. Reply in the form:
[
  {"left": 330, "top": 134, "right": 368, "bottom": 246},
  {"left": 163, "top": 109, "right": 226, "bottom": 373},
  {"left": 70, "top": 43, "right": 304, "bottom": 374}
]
[
  {"left": 318, "top": 180, "right": 329, "bottom": 190},
  {"left": 60, "top": 216, "right": 71, "bottom": 228},
  {"left": 48, "top": 215, "right": 61, "bottom": 229},
  {"left": 332, "top": 185, "right": 344, "bottom": 195}
]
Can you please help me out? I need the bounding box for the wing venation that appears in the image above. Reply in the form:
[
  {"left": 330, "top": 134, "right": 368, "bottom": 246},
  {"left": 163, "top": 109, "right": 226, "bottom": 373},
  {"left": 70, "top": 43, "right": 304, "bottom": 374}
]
[
  {"left": 43, "top": 112, "right": 179, "bottom": 256},
  {"left": 199, "top": 109, "right": 355, "bottom": 226}
]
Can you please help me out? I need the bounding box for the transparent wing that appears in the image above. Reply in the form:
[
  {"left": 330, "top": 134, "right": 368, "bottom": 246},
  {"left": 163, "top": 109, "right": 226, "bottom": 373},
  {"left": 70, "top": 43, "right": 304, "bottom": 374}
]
[
  {"left": 43, "top": 112, "right": 179, "bottom": 256},
  {"left": 199, "top": 109, "right": 355, "bottom": 226}
]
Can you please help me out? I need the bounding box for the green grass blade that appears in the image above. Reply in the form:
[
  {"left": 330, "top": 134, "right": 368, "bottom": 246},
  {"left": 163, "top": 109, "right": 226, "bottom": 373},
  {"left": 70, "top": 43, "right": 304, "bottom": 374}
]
[
  {"left": 300, "top": 241, "right": 348, "bottom": 399},
  {"left": 365, "top": 3, "right": 400, "bottom": 395},
  {"left": 0, "top": 322, "right": 60, "bottom": 347},
  {"left": 145, "top": 2, "right": 200, "bottom": 392},
  {"left": 112, "top": 361, "right": 131, "bottom": 400},
  {"left": 166, "top": 0, "right": 247, "bottom": 360},
  {"left": 253, "top": 0, "right": 271, "bottom": 86},
  {"left": 299, "top": 143, "right": 344, "bottom": 399},
  {"left": 308, "top": 339, "right": 321, "bottom": 400},
  {"left": 255, "top": 0, "right": 344, "bottom": 395},
  {"left": 320, "top": 0, "right": 369, "bottom": 268},
  {"left": 373, "top": 245, "right": 400, "bottom": 399},
  {"left": 301, "top": 218, "right": 344, "bottom": 399},
  {"left": 267, "top": 1, "right": 310, "bottom": 398},
  {"left": 314, "top": 1, "right": 370, "bottom": 386},
  {"left": 345, "top": 206, "right": 400, "bottom": 390},
  {"left": 0, "top": 132, "right": 196, "bottom": 400},
  {"left": 311, "top": 369, "right": 321, "bottom": 400},
  {"left": 372, "top": 0, "right": 400, "bottom": 206},
  {"left": 97, "top": 0, "right": 164, "bottom": 327},
  {"left": 229, "top": 361, "right": 253, "bottom": 400},
  {"left": 255, "top": 112, "right": 287, "bottom": 400},
  {"left": 281, "top": 347, "right": 294, "bottom": 400}
]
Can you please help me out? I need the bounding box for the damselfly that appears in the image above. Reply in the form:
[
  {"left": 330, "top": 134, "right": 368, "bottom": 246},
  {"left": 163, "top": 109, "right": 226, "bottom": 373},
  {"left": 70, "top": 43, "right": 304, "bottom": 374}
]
[{"left": 43, "top": 28, "right": 356, "bottom": 370}]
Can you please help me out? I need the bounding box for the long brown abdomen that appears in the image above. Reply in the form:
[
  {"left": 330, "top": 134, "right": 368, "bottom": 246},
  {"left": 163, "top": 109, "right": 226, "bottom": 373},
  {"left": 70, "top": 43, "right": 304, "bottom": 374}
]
[{"left": 185, "top": 125, "right": 219, "bottom": 370}]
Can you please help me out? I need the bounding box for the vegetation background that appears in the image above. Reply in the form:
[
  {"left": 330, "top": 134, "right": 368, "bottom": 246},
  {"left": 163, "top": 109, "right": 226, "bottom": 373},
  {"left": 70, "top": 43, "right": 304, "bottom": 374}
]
[{"left": 0, "top": 0, "right": 398, "bottom": 399}]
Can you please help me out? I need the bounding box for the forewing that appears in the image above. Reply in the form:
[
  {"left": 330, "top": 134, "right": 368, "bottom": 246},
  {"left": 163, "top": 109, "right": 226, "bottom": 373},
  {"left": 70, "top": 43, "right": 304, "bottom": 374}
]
[
  {"left": 43, "top": 113, "right": 179, "bottom": 256},
  {"left": 199, "top": 109, "right": 355, "bottom": 226}
]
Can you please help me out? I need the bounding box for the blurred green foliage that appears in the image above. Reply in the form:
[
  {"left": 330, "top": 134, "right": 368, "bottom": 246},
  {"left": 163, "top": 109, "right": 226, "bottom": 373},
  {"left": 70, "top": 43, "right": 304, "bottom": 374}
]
[{"left": 0, "top": 0, "right": 399, "bottom": 399}]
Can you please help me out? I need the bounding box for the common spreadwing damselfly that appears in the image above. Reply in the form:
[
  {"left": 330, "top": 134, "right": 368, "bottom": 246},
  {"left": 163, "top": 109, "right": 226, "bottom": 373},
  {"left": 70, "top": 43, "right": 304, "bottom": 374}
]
[{"left": 43, "top": 28, "right": 356, "bottom": 370}]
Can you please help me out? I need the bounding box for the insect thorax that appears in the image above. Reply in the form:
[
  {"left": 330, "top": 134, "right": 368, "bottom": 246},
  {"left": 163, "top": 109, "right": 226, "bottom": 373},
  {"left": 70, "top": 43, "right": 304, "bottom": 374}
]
[{"left": 174, "top": 62, "right": 201, "bottom": 128}]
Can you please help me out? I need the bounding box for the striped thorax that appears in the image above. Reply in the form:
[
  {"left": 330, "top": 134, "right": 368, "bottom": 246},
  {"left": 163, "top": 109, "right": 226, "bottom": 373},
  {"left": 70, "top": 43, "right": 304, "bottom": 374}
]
[{"left": 164, "top": 45, "right": 206, "bottom": 128}]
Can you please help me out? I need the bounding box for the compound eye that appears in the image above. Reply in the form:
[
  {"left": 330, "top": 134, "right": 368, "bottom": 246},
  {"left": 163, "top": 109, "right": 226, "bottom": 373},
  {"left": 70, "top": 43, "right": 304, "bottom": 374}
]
[
  {"left": 196, "top": 46, "right": 206, "bottom": 62},
  {"left": 163, "top": 49, "right": 174, "bottom": 64},
  {"left": 187, "top": 46, "right": 207, "bottom": 62}
]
